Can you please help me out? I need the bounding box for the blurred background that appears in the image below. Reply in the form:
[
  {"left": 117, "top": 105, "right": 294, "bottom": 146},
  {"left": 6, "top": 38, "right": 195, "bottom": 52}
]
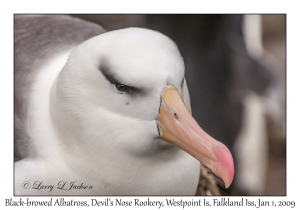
[{"left": 71, "top": 14, "right": 286, "bottom": 196}]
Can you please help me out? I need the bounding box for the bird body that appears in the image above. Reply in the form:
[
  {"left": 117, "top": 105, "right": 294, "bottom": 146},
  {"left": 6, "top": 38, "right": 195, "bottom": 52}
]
[{"left": 14, "top": 15, "right": 233, "bottom": 195}]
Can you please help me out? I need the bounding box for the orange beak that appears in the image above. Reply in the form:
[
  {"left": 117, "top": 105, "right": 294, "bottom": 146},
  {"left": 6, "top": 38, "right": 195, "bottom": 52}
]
[{"left": 157, "top": 86, "right": 234, "bottom": 188}]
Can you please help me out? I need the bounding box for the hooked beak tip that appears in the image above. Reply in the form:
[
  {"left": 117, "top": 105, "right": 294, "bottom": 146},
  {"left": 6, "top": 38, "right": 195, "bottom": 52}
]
[{"left": 212, "top": 144, "right": 235, "bottom": 188}]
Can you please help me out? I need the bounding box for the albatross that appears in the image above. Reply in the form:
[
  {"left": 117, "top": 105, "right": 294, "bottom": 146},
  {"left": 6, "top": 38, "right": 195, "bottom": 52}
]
[{"left": 14, "top": 15, "right": 234, "bottom": 195}]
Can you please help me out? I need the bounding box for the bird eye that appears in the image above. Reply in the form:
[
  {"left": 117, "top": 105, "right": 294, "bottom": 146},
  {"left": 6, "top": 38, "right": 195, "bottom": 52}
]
[{"left": 115, "top": 83, "right": 131, "bottom": 94}]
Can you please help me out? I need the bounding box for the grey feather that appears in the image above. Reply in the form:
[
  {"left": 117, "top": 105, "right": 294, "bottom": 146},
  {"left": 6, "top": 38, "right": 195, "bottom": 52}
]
[{"left": 14, "top": 15, "right": 106, "bottom": 161}]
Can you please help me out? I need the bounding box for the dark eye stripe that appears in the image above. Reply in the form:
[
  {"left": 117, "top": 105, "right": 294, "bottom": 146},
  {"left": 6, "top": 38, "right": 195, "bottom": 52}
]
[
  {"left": 99, "top": 63, "right": 135, "bottom": 94},
  {"left": 98, "top": 58, "right": 144, "bottom": 96},
  {"left": 115, "top": 83, "right": 132, "bottom": 94},
  {"left": 99, "top": 64, "right": 120, "bottom": 84}
]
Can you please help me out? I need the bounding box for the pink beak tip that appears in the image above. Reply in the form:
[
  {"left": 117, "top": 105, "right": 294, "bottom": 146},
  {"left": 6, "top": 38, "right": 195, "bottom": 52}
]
[{"left": 212, "top": 143, "right": 235, "bottom": 188}]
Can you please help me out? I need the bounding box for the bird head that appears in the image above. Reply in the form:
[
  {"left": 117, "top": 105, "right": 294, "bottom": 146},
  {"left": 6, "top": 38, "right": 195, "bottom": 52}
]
[{"left": 53, "top": 27, "right": 234, "bottom": 188}]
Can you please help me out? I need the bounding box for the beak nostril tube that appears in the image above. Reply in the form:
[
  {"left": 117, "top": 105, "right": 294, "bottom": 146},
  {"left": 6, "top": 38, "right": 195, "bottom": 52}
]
[{"left": 173, "top": 112, "right": 178, "bottom": 119}]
